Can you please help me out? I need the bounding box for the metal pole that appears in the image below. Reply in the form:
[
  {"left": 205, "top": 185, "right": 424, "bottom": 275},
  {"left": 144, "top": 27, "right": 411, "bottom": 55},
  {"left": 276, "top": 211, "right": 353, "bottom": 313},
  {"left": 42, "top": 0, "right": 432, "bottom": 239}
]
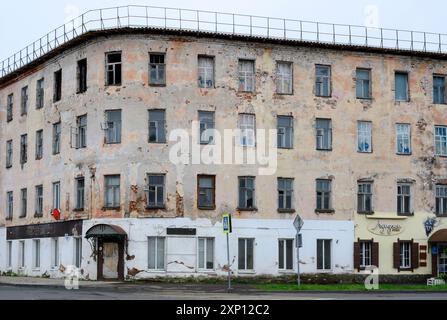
[
  {"left": 226, "top": 233, "right": 231, "bottom": 291},
  {"left": 296, "top": 233, "right": 300, "bottom": 287}
]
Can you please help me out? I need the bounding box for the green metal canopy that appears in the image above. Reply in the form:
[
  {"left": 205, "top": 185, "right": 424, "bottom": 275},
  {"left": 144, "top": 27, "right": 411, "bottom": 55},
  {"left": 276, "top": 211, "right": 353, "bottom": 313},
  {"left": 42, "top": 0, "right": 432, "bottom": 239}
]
[{"left": 85, "top": 224, "right": 127, "bottom": 239}]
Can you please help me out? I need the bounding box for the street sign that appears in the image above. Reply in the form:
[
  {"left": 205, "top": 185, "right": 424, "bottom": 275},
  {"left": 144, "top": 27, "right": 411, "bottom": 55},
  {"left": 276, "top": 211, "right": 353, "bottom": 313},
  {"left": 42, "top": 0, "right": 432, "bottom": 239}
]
[
  {"left": 293, "top": 214, "right": 304, "bottom": 231},
  {"left": 296, "top": 233, "right": 303, "bottom": 248},
  {"left": 293, "top": 215, "right": 304, "bottom": 287},
  {"left": 223, "top": 214, "right": 232, "bottom": 234}
]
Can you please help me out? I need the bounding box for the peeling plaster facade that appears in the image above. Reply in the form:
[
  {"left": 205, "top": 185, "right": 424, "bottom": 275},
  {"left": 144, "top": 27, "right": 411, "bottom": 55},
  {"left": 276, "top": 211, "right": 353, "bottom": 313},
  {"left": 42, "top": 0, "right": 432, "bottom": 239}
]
[{"left": 0, "top": 30, "right": 446, "bottom": 280}]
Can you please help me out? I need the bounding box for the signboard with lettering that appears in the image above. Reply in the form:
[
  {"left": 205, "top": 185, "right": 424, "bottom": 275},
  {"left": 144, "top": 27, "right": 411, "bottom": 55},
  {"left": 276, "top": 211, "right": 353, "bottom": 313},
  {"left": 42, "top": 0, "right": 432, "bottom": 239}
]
[
  {"left": 367, "top": 220, "right": 404, "bottom": 236},
  {"left": 222, "top": 214, "right": 232, "bottom": 234}
]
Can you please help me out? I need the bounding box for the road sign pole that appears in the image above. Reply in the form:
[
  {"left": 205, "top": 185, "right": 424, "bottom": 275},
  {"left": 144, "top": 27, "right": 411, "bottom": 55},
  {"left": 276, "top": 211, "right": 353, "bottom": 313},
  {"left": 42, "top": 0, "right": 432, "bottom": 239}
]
[
  {"left": 296, "top": 235, "right": 300, "bottom": 287},
  {"left": 226, "top": 233, "right": 231, "bottom": 291}
]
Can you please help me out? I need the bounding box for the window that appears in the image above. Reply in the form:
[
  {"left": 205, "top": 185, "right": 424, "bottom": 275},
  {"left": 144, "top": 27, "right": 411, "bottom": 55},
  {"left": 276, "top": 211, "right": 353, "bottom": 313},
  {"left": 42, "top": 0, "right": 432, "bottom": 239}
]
[
  {"left": 395, "top": 72, "right": 409, "bottom": 101},
  {"left": 278, "top": 239, "right": 294, "bottom": 270},
  {"left": 104, "top": 175, "right": 120, "bottom": 208},
  {"left": 51, "top": 238, "right": 59, "bottom": 268},
  {"left": 360, "top": 241, "right": 372, "bottom": 268},
  {"left": 198, "top": 238, "right": 214, "bottom": 270},
  {"left": 315, "top": 65, "right": 331, "bottom": 97},
  {"left": 36, "top": 78, "right": 44, "bottom": 109},
  {"left": 35, "top": 130, "right": 43, "bottom": 160},
  {"left": 52, "top": 182, "right": 60, "bottom": 210},
  {"left": 238, "top": 60, "right": 255, "bottom": 92},
  {"left": 53, "top": 69, "right": 62, "bottom": 102},
  {"left": 76, "top": 115, "right": 87, "bottom": 149},
  {"left": 357, "top": 121, "right": 372, "bottom": 153},
  {"left": 238, "top": 238, "right": 254, "bottom": 270},
  {"left": 238, "top": 177, "right": 255, "bottom": 210},
  {"left": 33, "top": 239, "right": 40, "bottom": 268},
  {"left": 20, "top": 188, "right": 27, "bottom": 218},
  {"left": 277, "top": 116, "right": 293, "bottom": 149},
  {"left": 7, "top": 94, "right": 13, "bottom": 122},
  {"left": 316, "top": 118, "right": 332, "bottom": 150},
  {"left": 436, "top": 185, "right": 447, "bottom": 216},
  {"left": 198, "top": 175, "right": 215, "bottom": 209},
  {"left": 239, "top": 114, "right": 256, "bottom": 147},
  {"left": 358, "top": 182, "right": 373, "bottom": 213},
  {"left": 199, "top": 111, "right": 215, "bottom": 145},
  {"left": 317, "top": 239, "right": 332, "bottom": 270},
  {"left": 77, "top": 59, "right": 87, "bottom": 93},
  {"left": 20, "top": 134, "right": 27, "bottom": 164},
  {"left": 356, "top": 68, "right": 371, "bottom": 99},
  {"left": 6, "top": 140, "right": 13, "bottom": 168},
  {"left": 198, "top": 56, "right": 214, "bottom": 88},
  {"left": 435, "top": 126, "right": 447, "bottom": 156},
  {"left": 396, "top": 124, "right": 411, "bottom": 155},
  {"left": 316, "top": 179, "right": 332, "bottom": 211},
  {"left": 7, "top": 241, "right": 12, "bottom": 269},
  {"left": 147, "top": 174, "right": 165, "bottom": 208},
  {"left": 397, "top": 183, "right": 412, "bottom": 215},
  {"left": 74, "top": 237, "right": 82, "bottom": 268},
  {"left": 148, "top": 110, "right": 166, "bottom": 143},
  {"left": 35, "top": 185, "right": 43, "bottom": 216},
  {"left": 105, "top": 110, "right": 122, "bottom": 144},
  {"left": 6, "top": 191, "right": 13, "bottom": 220},
  {"left": 52, "top": 122, "right": 61, "bottom": 155},
  {"left": 148, "top": 237, "right": 165, "bottom": 270},
  {"left": 278, "top": 178, "right": 294, "bottom": 210},
  {"left": 149, "top": 53, "right": 166, "bottom": 85},
  {"left": 19, "top": 241, "right": 25, "bottom": 268},
  {"left": 75, "top": 178, "right": 85, "bottom": 210},
  {"left": 399, "top": 241, "right": 411, "bottom": 269},
  {"left": 276, "top": 62, "right": 293, "bottom": 94},
  {"left": 433, "top": 75, "right": 446, "bottom": 104},
  {"left": 106, "top": 52, "right": 122, "bottom": 86},
  {"left": 21, "top": 86, "right": 28, "bottom": 115}
]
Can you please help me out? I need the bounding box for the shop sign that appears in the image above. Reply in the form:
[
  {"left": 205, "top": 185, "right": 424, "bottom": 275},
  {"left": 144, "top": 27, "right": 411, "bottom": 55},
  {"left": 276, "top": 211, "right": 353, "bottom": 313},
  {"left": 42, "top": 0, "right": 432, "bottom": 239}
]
[{"left": 368, "top": 220, "right": 403, "bottom": 236}]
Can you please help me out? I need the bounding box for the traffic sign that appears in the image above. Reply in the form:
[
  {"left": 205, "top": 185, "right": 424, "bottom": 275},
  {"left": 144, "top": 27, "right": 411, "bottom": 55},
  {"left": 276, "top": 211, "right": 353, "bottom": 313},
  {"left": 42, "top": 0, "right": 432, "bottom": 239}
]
[
  {"left": 223, "top": 214, "right": 232, "bottom": 234},
  {"left": 293, "top": 214, "right": 304, "bottom": 231}
]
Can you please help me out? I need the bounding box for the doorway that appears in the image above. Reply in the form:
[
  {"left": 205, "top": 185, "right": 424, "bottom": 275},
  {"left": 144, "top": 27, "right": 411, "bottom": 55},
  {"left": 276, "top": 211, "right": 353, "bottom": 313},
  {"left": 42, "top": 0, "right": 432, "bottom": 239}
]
[{"left": 97, "top": 238, "right": 124, "bottom": 281}]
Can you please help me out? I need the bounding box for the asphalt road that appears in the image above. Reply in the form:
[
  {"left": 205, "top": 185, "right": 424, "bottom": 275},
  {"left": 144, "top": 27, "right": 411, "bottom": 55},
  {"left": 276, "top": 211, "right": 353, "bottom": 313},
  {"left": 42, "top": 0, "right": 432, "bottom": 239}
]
[{"left": 1, "top": 283, "right": 447, "bottom": 300}]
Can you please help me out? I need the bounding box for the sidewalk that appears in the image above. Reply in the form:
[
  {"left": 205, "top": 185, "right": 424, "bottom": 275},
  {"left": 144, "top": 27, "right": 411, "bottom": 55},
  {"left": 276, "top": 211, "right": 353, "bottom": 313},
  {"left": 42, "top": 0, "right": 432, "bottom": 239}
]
[{"left": 0, "top": 276, "right": 121, "bottom": 288}]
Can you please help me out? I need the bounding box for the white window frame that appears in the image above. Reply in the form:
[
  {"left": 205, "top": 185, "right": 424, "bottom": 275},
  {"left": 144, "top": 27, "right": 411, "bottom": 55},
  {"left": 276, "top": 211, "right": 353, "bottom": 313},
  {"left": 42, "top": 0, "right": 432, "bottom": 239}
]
[
  {"left": 356, "top": 68, "right": 371, "bottom": 99},
  {"left": 238, "top": 238, "right": 255, "bottom": 271},
  {"left": 357, "top": 182, "right": 373, "bottom": 213},
  {"left": 316, "top": 239, "right": 332, "bottom": 271},
  {"left": 357, "top": 121, "right": 372, "bottom": 153},
  {"left": 52, "top": 181, "right": 61, "bottom": 210},
  {"left": 105, "top": 52, "right": 122, "bottom": 86},
  {"left": 278, "top": 238, "right": 294, "bottom": 271},
  {"left": 197, "top": 237, "right": 215, "bottom": 271},
  {"left": 396, "top": 123, "right": 411, "bottom": 155},
  {"left": 435, "top": 125, "right": 447, "bottom": 156},
  {"left": 360, "top": 241, "right": 372, "bottom": 268},
  {"left": 74, "top": 237, "right": 82, "bottom": 268},
  {"left": 198, "top": 56, "right": 215, "bottom": 88},
  {"left": 276, "top": 61, "right": 293, "bottom": 94},
  {"left": 315, "top": 65, "right": 331, "bottom": 97},
  {"left": 51, "top": 238, "right": 59, "bottom": 268},
  {"left": 395, "top": 72, "right": 409, "bottom": 102},
  {"left": 239, "top": 114, "right": 256, "bottom": 147},
  {"left": 7, "top": 241, "right": 12, "bottom": 269},
  {"left": 238, "top": 60, "right": 255, "bottom": 92},
  {"left": 6, "top": 191, "right": 13, "bottom": 219},
  {"left": 436, "top": 184, "right": 447, "bottom": 216},
  {"left": 147, "top": 174, "right": 166, "bottom": 208},
  {"left": 33, "top": 239, "right": 40, "bottom": 269},
  {"left": 397, "top": 183, "right": 412, "bottom": 215},
  {"left": 147, "top": 236, "right": 166, "bottom": 271},
  {"left": 19, "top": 240, "right": 25, "bottom": 269},
  {"left": 400, "top": 242, "right": 411, "bottom": 269}
]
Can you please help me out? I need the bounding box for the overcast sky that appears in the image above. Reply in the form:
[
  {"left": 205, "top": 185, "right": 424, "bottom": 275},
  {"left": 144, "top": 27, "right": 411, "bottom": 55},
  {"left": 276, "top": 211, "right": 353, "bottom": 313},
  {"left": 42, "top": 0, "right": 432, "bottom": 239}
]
[{"left": 0, "top": 0, "right": 444, "bottom": 60}]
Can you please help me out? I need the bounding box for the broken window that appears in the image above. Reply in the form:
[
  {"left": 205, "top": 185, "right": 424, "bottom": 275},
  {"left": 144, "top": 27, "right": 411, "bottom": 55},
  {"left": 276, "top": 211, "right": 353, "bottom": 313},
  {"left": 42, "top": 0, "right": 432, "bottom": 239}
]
[
  {"left": 356, "top": 68, "right": 371, "bottom": 99},
  {"left": 277, "top": 116, "right": 293, "bottom": 149},
  {"left": 52, "top": 181, "right": 61, "bottom": 210},
  {"left": 357, "top": 121, "right": 372, "bottom": 153},
  {"left": 239, "top": 114, "right": 256, "bottom": 147},
  {"left": 77, "top": 59, "right": 87, "bottom": 93},
  {"left": 75, "top": 115, "right": 87, "bottom": 149},
  {"left": 21, "top": 86, "right": 28, "bottom": 115},
  {"left": 315, "top": 65, "right": 331, "bottom": 97},
  {"left": 105, "top": 52, "right": 122, "bottom": 86},
  {"left": 75, "top": 178, "right": 85, "bottom": 211},
  {"left": 104, "top": 110, "right": 122, "bottom": 144},
  {"left": 198, "top": 238, "right": 214, "bottom": 270},
  {"left": 316, "top": 179, "right": 332, "bottom": 211},
  {"left": 436, "top": 185, "right": 447, "bottom": 216},
  {"left": 278, "top": 239, "right": 294, "bottom": 270},
  {"left": 238, "top": 238, "right": 254, "bottom": 270},
  {"left": 33, "top": 239, "right": 40, "bottom": 268},
  {"left": 316, "top": 118, "right": 332, "bottom": 150},
  {"left": 395, "top": 72, "right": 409, "bottom": 101},
  {"left": 51, "top": 238, "right": 59, "bottom": 268},
  {"left": 6, "top": 140, "right": 13, "bottom": 168},
  {"left": 317, "top": 239, "right": 332, "bottom": 270},
  {"left": 147, "top": 174, "right": 165, "bottom": 208},
  {"left": 52, "top": 122, "right": 61, "bottom": 155},
  {"left": 20, "top": 188, "right": 27, "bottom": 218},
  {"left": 104, "top": 175, "right": 120, "bottom": 208},
  {"left": 278, "top": 178, "right": 294, "bottom": 210},
  {"left": 199, "top": 111, "right": 215, "bottom": 145},
  {"left": 149, "top": 53, "right": 166, "bottom": 85},
  {"left": 396, "top": 124, "right": 411, "bottom": 155},
  {"left": 20, "top": 134, "right": 28, "bottom": 164},
  {"left": 35, "top": 185, "right": 43, "bottom": 216},
  {"left": 198, "top": 56, "right": 214, "bottom": 88},
  {"left": 198, "top": 175, "right": 215, "bottom": 209},
  {"left": 397, "top": 183, "right": 412, "bottom": 215},
  {"left": 36, "top": 78, "right": 44, "bottom": 109},
  {"left": 435, "top": 125, "right": 447, "bottom": 156},
  {"left": 148, "top": 110, "right": 166, "bottom": 143},
  {"left": 238, "top": 59, "right": 255, "bottom": 92},
  {"left": 148, "top": 237, "right": 165, "bottom": 270},
  {"left": 238, "top": 177, "right": 255, "bottom": 210},
  {"left": 358, "top": 182, "right": 373, "bottom": 213},
  {"left": 53, "top": 69, "right": 62, "bottom": 102},
  {"left": 7, "top": 94, "right": 13, "bottom": 122},
  {"left": 276, "top": 61, "right": 293, "bottom": 94},
  {"left": 35, "top": 130, "right": 43, "bottom": 160},
  {"left": 6, "top": 191, "right": 13, "bottom": 220}
]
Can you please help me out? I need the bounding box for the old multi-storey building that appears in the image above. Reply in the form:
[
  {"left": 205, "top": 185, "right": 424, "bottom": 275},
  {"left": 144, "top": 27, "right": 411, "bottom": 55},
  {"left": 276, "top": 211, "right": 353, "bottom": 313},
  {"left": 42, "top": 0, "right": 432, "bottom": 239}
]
[{"left": 0, "top": 6, "right": 446, "bottom": 281}]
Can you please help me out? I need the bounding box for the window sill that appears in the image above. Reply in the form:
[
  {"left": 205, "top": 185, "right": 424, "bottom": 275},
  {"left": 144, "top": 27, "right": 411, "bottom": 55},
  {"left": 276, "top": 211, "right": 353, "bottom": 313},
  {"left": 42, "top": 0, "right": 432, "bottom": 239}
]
[
  {"left": 19, "top": 215, "right": 26, "bottom": 219},
  {"left": 145, "top": 206, "right": 166, "bottom": 211},
  {"left": 149, "top": 84, "right": 166, "bottom": 87},
  {"left": 396, "top": 153, "right": 412, "bottom": 156},
  {"left": 434, "top": 154, "right": 447, "bottom": 158},
  {"left": 397, "top": 212, "right": 414, "bottom": 217},
  {"left": 275, "top": 92, "right": 294, "bottom": 96},
  {"left": 278, "top": 147, "right": 294, "bottom": 150},
  {"left": 356, "top": 97, "right": 372, "bottom": 101},
  {"left": 148, "top": 141, "right": 168, "bottom": 145},
  {"left": 35, "top": 157, "right": 43, "bottom": 161},
  {"left": 238, "top": 270, "right": 255, "bottom": 274},
  {"left": 73, "top": 208, "right": 85, "bottom": 212},
  {"left": 357, "top": 211, "right": 375, "bottom": 215},
  {"left": 316, "top": 148, "right": 333, "bottom": 152},
  {"left": 6, "top": 166, "right": 12, "bottom": 169},
  {"left": 357, "top": 151, "right": 373, "bottom": 154},
  {"left": 315, "top": 95, "right": 332, "bottom": 98},
  {"left": 5, "top": 217, "right": 12, "bottom": 221},
  {"left": 315, "top": 209, "right": 335, "bottom": 214},
  {"left": 278, "top": 209, "right": 296, "bottom": 214},
  {"left": 278, "top": 269, "right": 296, "bottom": 274},
  {"left": 102, "top": 207, "right": 121, "bottom": 211},
  {"left": 197, "top": 270, "right": 217, "bottom": 274},
  {"left": 237, "top": 208, "right": 258, "bottom": 212},
  {"left": 198, "top": 206, "right": 216, "bottom": 211},
  {"left": 34, "top": 214, "right": 43, "bottom": 218},
  {"left": 105, "top": 84, "right": 122, "bottom": 87},
  {"left": 436, "top": 214, "right": 447, "bottom": 218}
]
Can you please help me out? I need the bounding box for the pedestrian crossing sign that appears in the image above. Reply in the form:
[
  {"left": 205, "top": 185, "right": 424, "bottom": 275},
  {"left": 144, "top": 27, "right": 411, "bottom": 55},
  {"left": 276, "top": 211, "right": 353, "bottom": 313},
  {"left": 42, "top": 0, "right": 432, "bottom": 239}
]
[{"left": 223, "top": 214, "right": 232, "bottom": 234}]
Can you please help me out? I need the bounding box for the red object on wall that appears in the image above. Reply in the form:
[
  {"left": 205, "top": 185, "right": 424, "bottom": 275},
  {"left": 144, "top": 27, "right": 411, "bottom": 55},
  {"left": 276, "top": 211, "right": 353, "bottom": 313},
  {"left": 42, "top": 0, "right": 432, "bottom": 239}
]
[{"left": 52, "top": 208, "right": 61, "bottom": 221}]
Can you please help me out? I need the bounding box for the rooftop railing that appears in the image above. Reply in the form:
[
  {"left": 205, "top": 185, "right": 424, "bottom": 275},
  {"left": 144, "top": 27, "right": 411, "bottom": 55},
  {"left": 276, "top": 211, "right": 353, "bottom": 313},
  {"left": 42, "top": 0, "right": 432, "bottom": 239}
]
[{"left": 1, "top": 5, "right": 447, "bottom": 78}]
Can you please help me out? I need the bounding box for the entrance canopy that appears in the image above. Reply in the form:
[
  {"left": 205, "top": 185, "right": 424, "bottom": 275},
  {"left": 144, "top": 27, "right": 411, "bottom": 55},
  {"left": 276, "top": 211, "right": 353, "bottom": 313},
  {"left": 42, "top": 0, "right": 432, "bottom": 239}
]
[
  {"left": 85, "top": 224, "right": 127, "bottom": 240},
  {"left": 428, "top": 229, "right": 447, "bottom": 242}
]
